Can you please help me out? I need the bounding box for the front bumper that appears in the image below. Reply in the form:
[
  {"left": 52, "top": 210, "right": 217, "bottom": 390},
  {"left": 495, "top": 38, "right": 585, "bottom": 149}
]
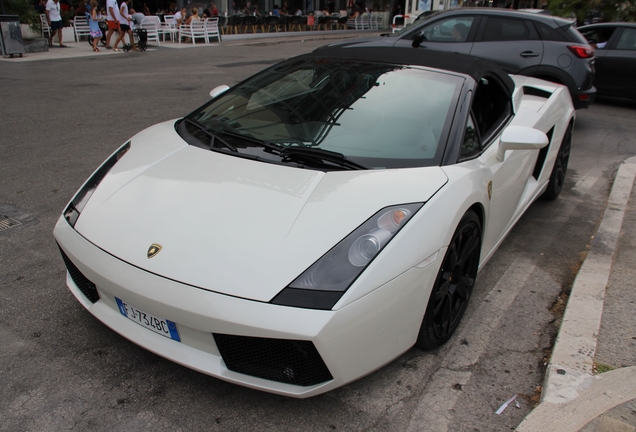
[{"left": 53, "top": 216, "right": 440, "bottom": 397}]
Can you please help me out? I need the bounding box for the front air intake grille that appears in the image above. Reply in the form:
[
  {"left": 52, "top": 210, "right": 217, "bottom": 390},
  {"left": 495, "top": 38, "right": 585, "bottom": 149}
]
[
  {"left": 58, "top": 247, "right": 100, "bottom": 303},
  {"left": 213, "top": 334, "right": 333, "bottom": 387}
]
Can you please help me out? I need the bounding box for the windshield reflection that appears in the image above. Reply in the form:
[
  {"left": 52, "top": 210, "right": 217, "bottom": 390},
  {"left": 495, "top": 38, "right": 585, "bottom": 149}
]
[{"left": 189, "top": 59, "right": 462, "bottom": 168}]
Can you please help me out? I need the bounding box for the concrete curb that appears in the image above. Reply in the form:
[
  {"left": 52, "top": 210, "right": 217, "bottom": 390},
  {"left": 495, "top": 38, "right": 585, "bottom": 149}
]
[
  {"left": 516, "top": 367, "right": 636, "bottom": 431},
  {"left": 516, "top": 156, "right": 636, "bottom": 431}
]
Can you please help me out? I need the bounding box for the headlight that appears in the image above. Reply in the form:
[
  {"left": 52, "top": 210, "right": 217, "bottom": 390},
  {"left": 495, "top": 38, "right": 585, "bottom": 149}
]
[
  {"left": 64, "top": 142, "right": 130, "bottom": 228},
  {"left": 271, "top": 203, "right": 423, "bottom": 310}
]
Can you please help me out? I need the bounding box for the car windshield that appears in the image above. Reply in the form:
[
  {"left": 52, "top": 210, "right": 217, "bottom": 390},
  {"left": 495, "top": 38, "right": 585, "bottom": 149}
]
[{"left": 185, "top": 58, "right": 463, "bottom": 169}]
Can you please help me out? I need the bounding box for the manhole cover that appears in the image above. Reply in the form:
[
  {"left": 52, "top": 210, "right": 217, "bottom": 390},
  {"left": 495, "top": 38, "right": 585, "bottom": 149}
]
[{"left": 0, "top": 214, "right": 21, "bottom": 231}]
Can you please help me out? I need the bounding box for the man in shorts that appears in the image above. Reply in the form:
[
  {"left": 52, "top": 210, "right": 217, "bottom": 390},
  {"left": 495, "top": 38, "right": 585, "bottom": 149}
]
[
  {"left": 114, "top": 0, "right": 135, "bottom": 51},
  {"left": 105, "top": 0, "right": 123, "bottom": 50},
  {"left": 46, "top": 0, "right": 66, "bottom": 47}
]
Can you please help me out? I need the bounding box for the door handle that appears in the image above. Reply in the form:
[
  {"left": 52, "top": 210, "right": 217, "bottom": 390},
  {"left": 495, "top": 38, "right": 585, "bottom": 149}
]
[{"left": 520, "top": 51, "right": 540, "bottom": 58}]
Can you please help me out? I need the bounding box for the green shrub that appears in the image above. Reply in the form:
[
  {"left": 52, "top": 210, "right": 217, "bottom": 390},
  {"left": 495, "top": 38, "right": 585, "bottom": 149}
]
[{"left": 4, "top": 0, "right": 41, "bottom": 31}]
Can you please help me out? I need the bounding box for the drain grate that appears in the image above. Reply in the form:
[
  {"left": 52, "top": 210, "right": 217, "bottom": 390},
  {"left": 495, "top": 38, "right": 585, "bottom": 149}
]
[
  {"left": 0, "top": 214, "right": 21, "bottom": 231},
  {"left": 0, "top": 203, "right": 39, "bottom": 234}
]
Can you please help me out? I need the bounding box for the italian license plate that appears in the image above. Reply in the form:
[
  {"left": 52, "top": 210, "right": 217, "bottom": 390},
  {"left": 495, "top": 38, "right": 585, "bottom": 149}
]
[{"left": 115, "top": 297, "right": 181, "bottom": 342}]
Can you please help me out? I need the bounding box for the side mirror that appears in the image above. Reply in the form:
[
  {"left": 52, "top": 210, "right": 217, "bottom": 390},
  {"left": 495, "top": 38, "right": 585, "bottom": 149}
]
[
  {"left": 209, "top": 85, "right": 230, "bottom": 99},
  {"left": 412, "top": 31, "right": 426, "bottom": 48},
  {"left": 497, "top": 126, "right": 549, "bottom": 161}
]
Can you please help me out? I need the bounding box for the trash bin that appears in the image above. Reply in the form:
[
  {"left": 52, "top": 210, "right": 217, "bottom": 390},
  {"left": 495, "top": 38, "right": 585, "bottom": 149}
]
[{"left": 0, "top": 15, "right": 25, "bottom": 58}]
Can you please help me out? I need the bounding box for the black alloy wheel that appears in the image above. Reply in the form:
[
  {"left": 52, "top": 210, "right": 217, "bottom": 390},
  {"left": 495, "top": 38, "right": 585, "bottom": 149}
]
[
  {"left": 416, "top": 210, "right": 481, "bottom": 350},
  {"left": 542, "top": 123, "right": 572, "bottom": 200}
]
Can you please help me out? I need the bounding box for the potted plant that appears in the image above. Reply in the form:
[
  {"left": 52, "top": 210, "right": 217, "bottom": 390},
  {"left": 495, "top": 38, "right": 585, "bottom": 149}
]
[{"left": 3, "top": 0, "right": 42, "bottom": 39}]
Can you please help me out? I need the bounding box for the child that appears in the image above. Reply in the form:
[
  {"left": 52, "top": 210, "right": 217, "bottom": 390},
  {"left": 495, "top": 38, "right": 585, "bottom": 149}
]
[{"left": 88, "top": 0, "right": 102, "bottom": 52}]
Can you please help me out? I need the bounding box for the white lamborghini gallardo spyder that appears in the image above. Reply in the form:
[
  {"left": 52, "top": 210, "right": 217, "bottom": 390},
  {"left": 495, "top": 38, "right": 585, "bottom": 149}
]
[{"left": 54, "top": 46, "right": 575, "bottom": 398}]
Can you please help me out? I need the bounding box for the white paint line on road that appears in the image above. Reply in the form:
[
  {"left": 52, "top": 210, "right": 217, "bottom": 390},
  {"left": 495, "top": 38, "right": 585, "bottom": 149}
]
[
  {"left": 407, "top": 369, "right": 473, "bottom": 432},
  {"left": 407, "top": 259, "right": 536, "bottom": 432},
  {"left": 572, "top": 165, "right": 606, "bottom": 195}
]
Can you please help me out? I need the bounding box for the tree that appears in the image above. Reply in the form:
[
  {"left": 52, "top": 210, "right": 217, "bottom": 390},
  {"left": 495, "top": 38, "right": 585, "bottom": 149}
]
[{"left": 548, "top": 0, "right": 636, "bottom": 22}]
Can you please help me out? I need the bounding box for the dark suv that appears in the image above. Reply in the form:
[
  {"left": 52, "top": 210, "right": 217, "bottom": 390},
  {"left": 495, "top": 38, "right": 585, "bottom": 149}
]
[{"left": 343, "top": 9, "right": 596, "bottom": 108}]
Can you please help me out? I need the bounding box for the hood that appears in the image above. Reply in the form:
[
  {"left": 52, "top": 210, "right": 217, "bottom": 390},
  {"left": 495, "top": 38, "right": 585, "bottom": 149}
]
[{"left": 76, "top": 121, "right": 448, "bottom": 302}]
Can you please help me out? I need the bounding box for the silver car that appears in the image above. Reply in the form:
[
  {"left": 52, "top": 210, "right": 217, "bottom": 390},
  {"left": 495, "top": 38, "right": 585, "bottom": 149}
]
[{"left": 336, "top": 8, "right": 596, "bottom": 109}]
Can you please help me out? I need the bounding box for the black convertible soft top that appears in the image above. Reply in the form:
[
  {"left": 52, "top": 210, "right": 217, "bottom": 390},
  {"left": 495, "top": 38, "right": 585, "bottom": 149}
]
[{"left": 304, "top": 46, "right": 515, "bottom": 96}]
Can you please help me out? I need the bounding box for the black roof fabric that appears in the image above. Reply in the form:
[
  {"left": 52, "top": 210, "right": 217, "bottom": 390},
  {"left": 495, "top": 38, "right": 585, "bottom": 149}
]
[{"left": 301, "top": 46, "right": 515, "bottom": 95}]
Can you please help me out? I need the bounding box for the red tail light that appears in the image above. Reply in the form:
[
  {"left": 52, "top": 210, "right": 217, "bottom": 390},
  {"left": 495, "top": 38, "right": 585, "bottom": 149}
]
[{"left": 567, "top": 45, "right": 594, "bottom": 58}]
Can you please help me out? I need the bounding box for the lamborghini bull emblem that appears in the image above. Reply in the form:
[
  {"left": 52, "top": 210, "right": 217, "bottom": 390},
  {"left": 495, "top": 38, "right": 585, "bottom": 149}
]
[{"left": 147, "top": 244, "right": 162, "bottom": 259}]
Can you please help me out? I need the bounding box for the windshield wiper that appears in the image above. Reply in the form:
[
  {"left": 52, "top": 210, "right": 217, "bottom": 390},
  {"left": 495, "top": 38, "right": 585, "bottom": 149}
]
[
  {"left": 212, "top": 128, "right": 288, "bottom": 154},
  {"left": 280, "top": 147, "right": 370, "bottom": 170},
  {"left": 184, "top": 119, "right": 238, "bottom": 152},
  {"left": 185, "top": 119, "right": 367, "bottom": 170}
]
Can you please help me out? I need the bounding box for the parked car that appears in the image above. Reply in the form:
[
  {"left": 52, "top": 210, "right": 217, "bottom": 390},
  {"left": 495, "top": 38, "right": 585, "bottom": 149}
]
[
  {"left": 342, "top": 8, "right": 596, "bottom": 109},
  {"left": 54, "top": 46, "right": 575, "bottom": 398},
  {"left": 578, "top": 23, "right": 636, "bottom": 101}
]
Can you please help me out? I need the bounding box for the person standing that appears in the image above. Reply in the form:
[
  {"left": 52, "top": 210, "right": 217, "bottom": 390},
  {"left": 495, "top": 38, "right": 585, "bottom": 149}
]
[
  {"left": 114, "top": 0, "right": 135, "bottom": 50},
  {"left": 46, "top": 0, "right": 67, "bottom": 48},
  {"left": 210, "top": 2, "right": 219, "bottom": 16},
  {"left": 36, "top": 0, "right": 46, "bottom": 14},
  {"left": 88, "top": 0, "right": 102, "bottom": 51},
  {"left": 105, "top": 0, "right": 123, "bottom": 50},
  {"left": 75, "top": 0, "right": 87, "bottom": 17}
]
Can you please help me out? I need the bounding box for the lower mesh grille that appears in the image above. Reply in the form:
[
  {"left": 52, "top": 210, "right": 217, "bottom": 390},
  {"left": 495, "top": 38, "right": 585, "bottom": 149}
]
[
  {"left": 58, "top": 246, "right": 100, "bottom": 303},
  {"left": 213, "top": 334, "right": 333, "bottom": 387}
]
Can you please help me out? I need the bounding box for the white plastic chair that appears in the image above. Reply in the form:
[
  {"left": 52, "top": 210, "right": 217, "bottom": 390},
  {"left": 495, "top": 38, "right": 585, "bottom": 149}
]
[
  {"left": 162, "top": 14, "right": 178, "bottom": 42},
  {"left": 371, "top": 13, "right": 382, "bottom": 30},
  {"left": 141, "top": 16, "right": 162, "bottom": 46},
  {"left": 361, "top": 13, "right": 371, "bottom": 30},
  {"left": 73, "top": 16, "right": 91, "bottom": 41},
  {"left": 347, "top": 15, "right": 363, "bottom": 30},
  {"left": 40, "top": 14, "right": 51, "bottom": 39},
  {"left": 204, "top": 17, "right": 222, "bottom": 43},
  {"left": 179, "top": 18, "right": 207, "bottom": 44}
]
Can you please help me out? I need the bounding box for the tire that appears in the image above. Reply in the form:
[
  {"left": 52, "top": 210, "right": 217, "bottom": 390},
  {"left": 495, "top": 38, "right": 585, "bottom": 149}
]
[
  {"left": 415, "top": 210, "right": 481, "bottom": 350},
  {"left": 542, "top": 123, "right": 572, "bottom": 201}
]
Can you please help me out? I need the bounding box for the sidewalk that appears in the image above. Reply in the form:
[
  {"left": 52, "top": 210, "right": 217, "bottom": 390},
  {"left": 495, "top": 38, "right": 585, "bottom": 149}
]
[
  {"left": 0, "top": 29, "right": 381, "bottom": 63},
  {"left": 517, "top": 156, "right": 636, "bottom": 431}
]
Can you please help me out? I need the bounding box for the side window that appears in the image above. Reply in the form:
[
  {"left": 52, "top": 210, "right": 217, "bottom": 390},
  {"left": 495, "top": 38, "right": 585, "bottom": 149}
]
[
  {"left": 533, "top": 21, "right": 566, "bottom": 42},
  {"left": 581, "top": 27, "right": 617, "bottom": 49},
  {"left": 461, "top": 115, "right": 480, "bottom": 159},
  {"left": 471, "top": 76, "right": 511, "bottom": 143},
  {"left": 616, "top": 28, "right": 636, "bottom": 50},
  {"left": 420, "top": 16, "right": 475, "bottom": 42},
  {"left": 482, "top": 17, "right": 531, "bottom": 42}
]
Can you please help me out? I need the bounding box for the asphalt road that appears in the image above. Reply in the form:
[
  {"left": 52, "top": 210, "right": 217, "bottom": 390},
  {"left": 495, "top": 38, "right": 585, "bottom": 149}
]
[{"left": 1, "top": 40, "right": 635, "bottom": 431}]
